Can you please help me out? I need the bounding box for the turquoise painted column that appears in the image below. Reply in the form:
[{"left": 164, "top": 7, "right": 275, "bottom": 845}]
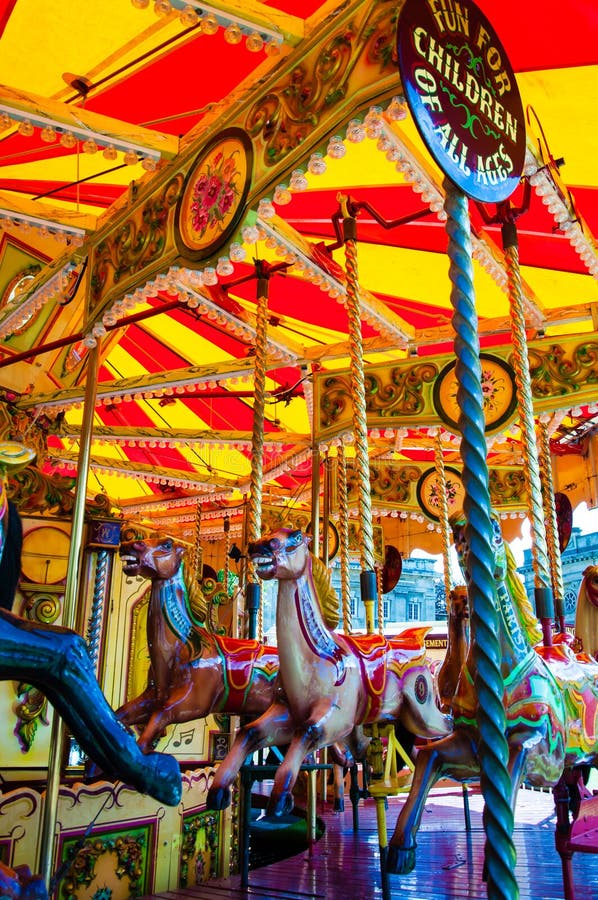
[{"left": 444, "top": 178, "right": 518, "bottom": 900}]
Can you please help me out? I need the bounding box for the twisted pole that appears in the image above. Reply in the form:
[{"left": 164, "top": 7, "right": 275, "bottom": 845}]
[
  {"left": 246, "top": 261, "right": 270, "bottom": 640},
  {"left": 444, "top": 178, "right": 517, "bottom": 900},
  {"left": 434, "top": 429, "right": 454, "bottom": 614},
  {"left": 502, "top": 221, "right": 554, "bottom": 645},
  {"left": 537, "top": 416, "right": 566, "bottom": 631},
  {"left": 337, "top": 441, "right": 352, "bottom": 634},
  {"left": 192, "top": 500, "right": 202, "bottom": 581},
  {"left": 86, "top": 548, "right": 109, "bottom": 670},
  {"left": 338, "top": 193, "right": 376, "bottom": 633}
]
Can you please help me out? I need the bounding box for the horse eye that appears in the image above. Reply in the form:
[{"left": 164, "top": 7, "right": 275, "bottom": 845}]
[{"left": 163, "top": 540, "right": 172, "bottom": 550}]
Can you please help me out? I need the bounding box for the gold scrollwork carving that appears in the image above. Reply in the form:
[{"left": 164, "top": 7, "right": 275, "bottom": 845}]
[
  {"left": 91, "top": 173, "right": 184, "bottom": 306},
  {"left": 526, "top": 341, "right": 598, "bottom": 398},
  {"left": 246, "top": 5, "right": 396, "bottom": 166},
  {"left": 320, "top": 361, "right": 438, "bottom": 429},
  {"left": 489, "top": 469, "right": 527, "bottom": 506},
  {"left": 365, "top": 363, "right": 438, "bottom": 417},
  {"left": 348, "top": 462, "right": 420, "bottom": 505}
]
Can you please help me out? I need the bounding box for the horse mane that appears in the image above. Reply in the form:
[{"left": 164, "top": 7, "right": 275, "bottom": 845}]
[
  {"left": 575, "top": 564, "right": 598, "bottom": 659},
  {"left": 181, "top": 560, "right": 210, "bottom": 624},
  {"left": 0, "top": 502, "right": 23, "bottom": 611},
  {"left": 503, "top": 540, "right": 543, "bottom": 647},
  {"left": 310, "top": 552, "right": 340, "bottom": 630}
]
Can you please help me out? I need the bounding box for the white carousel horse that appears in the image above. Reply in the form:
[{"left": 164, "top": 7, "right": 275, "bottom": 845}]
[{"left": 206, "top": 528, "right": 451, "bottom": 815}]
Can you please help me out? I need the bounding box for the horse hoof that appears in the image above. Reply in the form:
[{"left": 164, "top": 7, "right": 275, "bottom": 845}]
[
  {"left": 145, "top": 752, "right": 182, "bottom": 806},
  {"left": 333, "top": 798, "right": 345, "bottom": 812},
  {"left": 206, "top": 787, "right": 231, "bottom": 810},
  {"left": 386, "top": 844, "right": 416, "bottom": 875},
  {"left": 267, "top": 791, "right": 294, "bottom": 817}
]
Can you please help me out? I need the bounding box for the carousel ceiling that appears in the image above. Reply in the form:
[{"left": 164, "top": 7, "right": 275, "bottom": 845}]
[{"left": 0, "top": 0, "right": 597, "bottom": 548}]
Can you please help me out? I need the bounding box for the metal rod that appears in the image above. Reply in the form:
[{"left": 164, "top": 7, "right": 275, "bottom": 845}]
[{"left": 39, "top": 342, "right": 100, "bottom": 887}]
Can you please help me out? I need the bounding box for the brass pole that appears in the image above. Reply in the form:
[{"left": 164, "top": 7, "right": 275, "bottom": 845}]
[
  {"left": 337, "top": 441, "right": 352, "bottom": 634},
  {"left": 338, "top": 193, "right": 376, "bottom": 633},
  {"left": 39, "top": 342, "right": 100, "bottom": 887}
]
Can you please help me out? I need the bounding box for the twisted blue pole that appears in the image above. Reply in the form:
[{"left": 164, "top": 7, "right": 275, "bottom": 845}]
[{"left": 444, "top": 177, "right": 518, "bottom": 899}]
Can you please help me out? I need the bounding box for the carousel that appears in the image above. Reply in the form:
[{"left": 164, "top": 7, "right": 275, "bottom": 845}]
[{"left": 0, "top": 0, "right": 597, "bottom": 897}]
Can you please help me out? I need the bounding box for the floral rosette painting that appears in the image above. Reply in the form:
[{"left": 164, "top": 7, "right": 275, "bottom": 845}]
[{"left": 177, "top": 131, "right": 251, "bottom": 258}]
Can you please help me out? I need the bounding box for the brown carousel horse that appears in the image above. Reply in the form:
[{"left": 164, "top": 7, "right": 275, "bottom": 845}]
[
  {"left": 206, "top": 528, "right": 451, "bottom": 816},
  {"left": 115, "top": 534, "right": 342, "bottom": 754},
  {"left": 387, "top": 512, "right": 598, "bottom": 877},
  {"left": 575, "top": 564, "right": 598, "bottom": 661}
]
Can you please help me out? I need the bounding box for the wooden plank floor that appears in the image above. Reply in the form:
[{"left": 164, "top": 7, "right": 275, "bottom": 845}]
[{"left": 141, "top": 784, "right": 598, "bottom": 900}]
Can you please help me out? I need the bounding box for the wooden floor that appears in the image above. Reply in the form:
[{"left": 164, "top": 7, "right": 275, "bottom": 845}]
[{"left": 141, "top": 784, "right": 598, "bottom": 900}]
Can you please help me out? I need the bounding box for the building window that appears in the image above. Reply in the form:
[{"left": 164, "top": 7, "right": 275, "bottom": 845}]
[
  {"left": 564, "top": 590, "right": 577, "bottom": 616},
  {"left": 407, "top": 599, "right": 422, "bottom": 621},
  {"left": 383, "top": 600, "right": 390, "bottom": 621}
]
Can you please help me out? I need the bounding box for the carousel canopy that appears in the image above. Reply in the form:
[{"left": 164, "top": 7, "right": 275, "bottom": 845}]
[{"left": 0, "top": 0, "right": 596, "bottom": 551}]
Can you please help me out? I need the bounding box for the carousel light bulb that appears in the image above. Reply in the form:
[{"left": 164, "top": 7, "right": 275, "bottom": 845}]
[
  {"left": 327, "top": 135, "right": 346, "bottom": 159},
  {"left": 40, "top": 124, "right": 57, "bottom": 143},
  {"left": 228, "top": 242, "right": 246, "bottom": 262},
  {"left": 242, "top": 224, "right": 260, "bottom": 244},
  {"left": 18, "top": 120, "right": 34, "bottom": 137},
  {"left": 60, "top": 131, "right": 77, "bottom": 149},
  {"left": 224, "top": 23, "right": 243, "bottom": 44},
  {"left": 216, "top": 256, "right": 234, "bottom": 277},
  {"left": 179, "top": 4, "right": 199, "bottom": 26},
  {"left": 346, "top": 119, "right": 366, "bottom": 143},
  {"left": 364, "top": 106, "right": 384, "bottom": 139},
  {"left": 257, "top": 198, "right": 275, "bottom": 218},
  {"left": 246, "top": 31, "right": 264, "bottom": 52},
  {"left": 124, "top": 149, "right": 139, "bottom": 165},
  {"left": 141, "top": 156, "right": 157, "bottom": 172},
  {"left": 290, "top": 168, "right": 309, "bottom": 191},
  {"left": 131, "top": 0, "right": 150, "bottom": 7},
  {"left": 82, "top": 138, "right": 98, "bottom": 154},
  {"left": 265, "top": 38, "right": 281, "bottom": 57},
  {"left": 202, "top": 267, "right": 218, "bottom": 285},
  {"left": 103, "top": 144, "right": 118, "bottom": 161},
  {"left": 386, "top": 95, "right": 408, "bottom": 121},
  {"left": 201, "top": 13, "right": 219, "bottom": 34},
  {"left": 307, "top": 152, "right": 327, "bottom": 175},
  {"left": 154, "top": 0, "right": 172, "bottom": 16},
  {"left": 0, "top": 112, "right": 12, "bottom": 130},
  {"left": 273, "top": 184, "right": 292, "bottom": 205}
]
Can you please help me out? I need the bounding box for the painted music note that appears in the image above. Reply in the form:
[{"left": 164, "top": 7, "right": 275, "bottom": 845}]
[{"left": 172, "top": 728, "right": 195, "bottom": 748}]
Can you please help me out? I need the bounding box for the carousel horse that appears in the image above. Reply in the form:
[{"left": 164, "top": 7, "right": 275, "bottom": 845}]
[
  {"left": 0, "top": 505, "right": 181, "bottom": 808},
  {"left": 206, "top": 528, "right": 451, "bottom": 816},
  {"left": 115, "top": 535, "right": 344, "bottom": 757},
  {"left": 436, "top": 585, "right": 469, "bottom": 713},
  {"left": 387, "top": 512, "right": 598, "bottom": 875},
  {"left": 575, "top": 564, "right": 598, "bottom": 660}
]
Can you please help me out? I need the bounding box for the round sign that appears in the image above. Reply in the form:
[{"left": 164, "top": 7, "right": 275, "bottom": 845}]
[{"left": 397, "top": 0, "right": 525, "bottom": 202}]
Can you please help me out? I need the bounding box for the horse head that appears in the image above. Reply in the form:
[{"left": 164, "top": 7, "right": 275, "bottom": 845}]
[
  {"left": 399, "top": 663, "right": 452, "bottom": 738},
  {"left": 120, "top": 536, "right": 185, "bottom": 581},
  {"left": 248, "top": 528, "right": 312, "bottom": 581},
  {"left": 448, "top": 585, "right": 469, "bottom": 621}
]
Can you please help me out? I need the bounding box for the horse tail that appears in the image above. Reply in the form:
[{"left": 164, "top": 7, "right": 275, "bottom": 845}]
[
  {"left": 0, "top": 502, "right": 22, "bottom": 611},
  {"left": 311, "top": 553, "right": 340, "bottom": 630}
]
